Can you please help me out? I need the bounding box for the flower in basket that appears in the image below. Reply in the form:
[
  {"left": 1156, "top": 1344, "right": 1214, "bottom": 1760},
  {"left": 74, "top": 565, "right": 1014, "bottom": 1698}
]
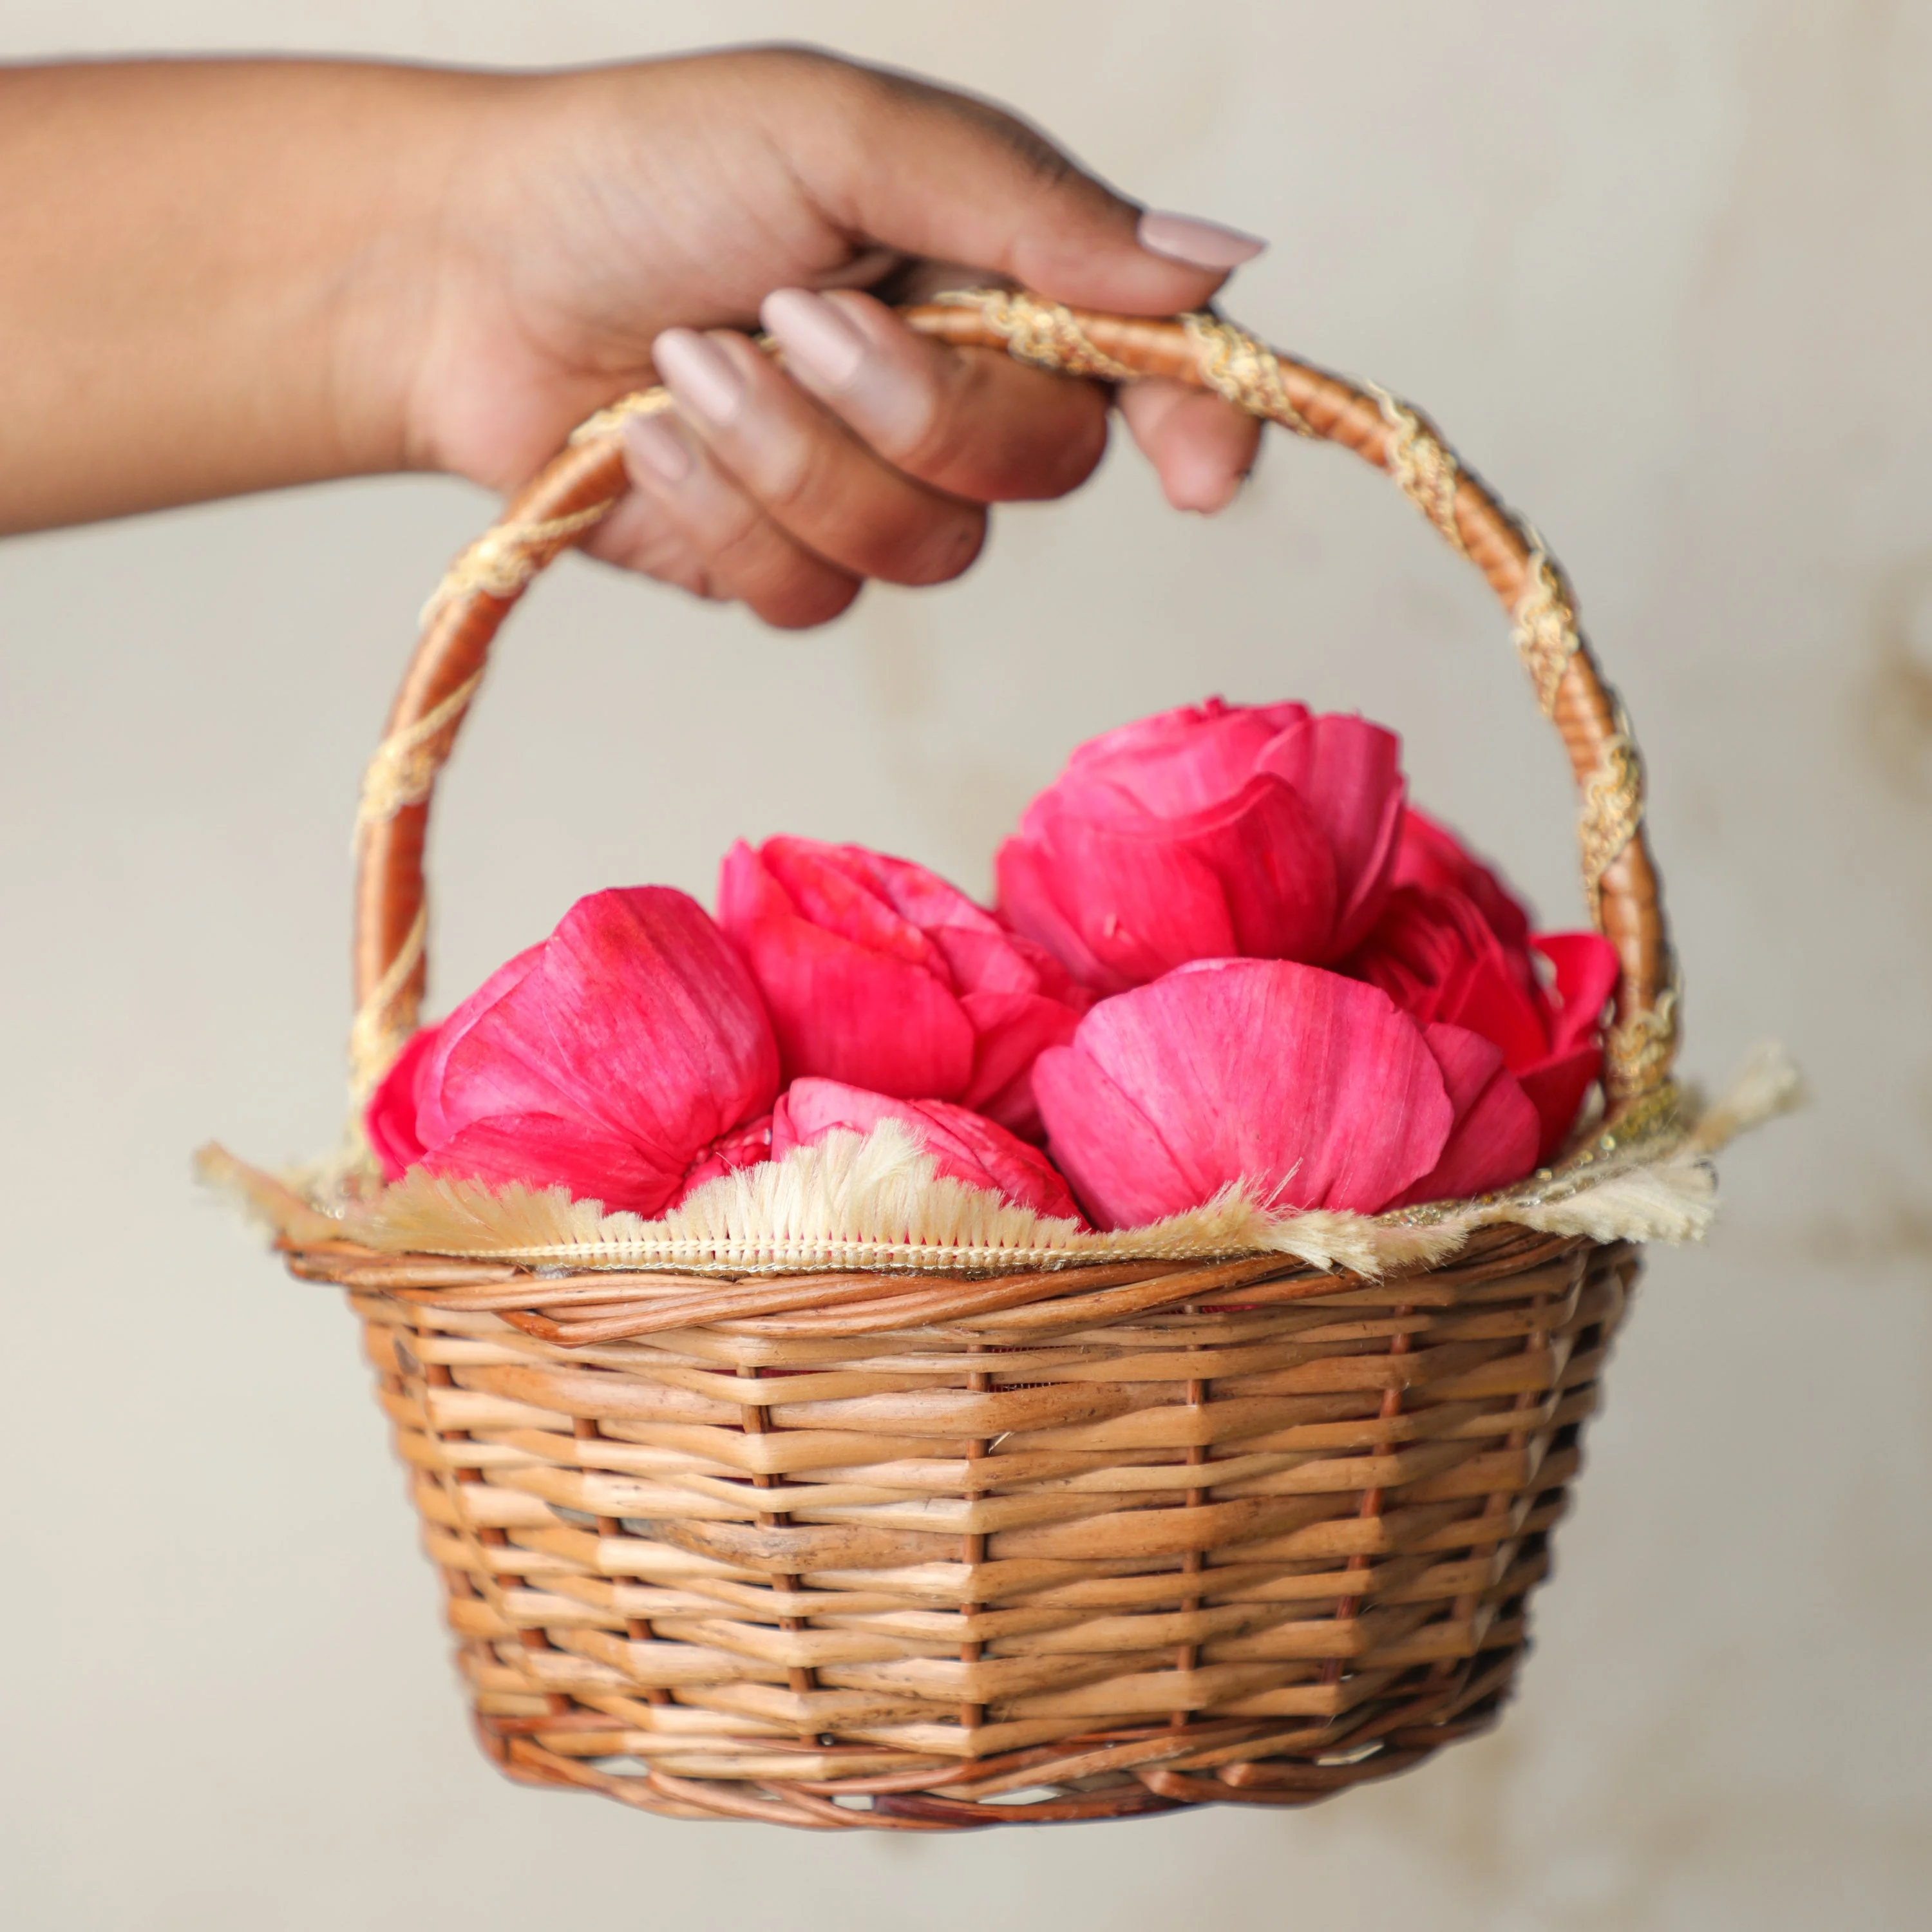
[
  {"left": 1034, "top": 957, "right": 1540, "bottom": 1229},
  {"left": 995, "top": 697, "right": 1406, "bottom": 994},
  {"left": 1346, "top": 810, "right": 1622, "bottom": 1161},
  {"left": 365, "top": 887, "right": 779, "bottom": 1215},
  {"left": 770, "top": 1077, "right": 1083, "bottom": 1221},
  {"left": 718, "top": 835, "right": 1089, "bottom": 1137}
]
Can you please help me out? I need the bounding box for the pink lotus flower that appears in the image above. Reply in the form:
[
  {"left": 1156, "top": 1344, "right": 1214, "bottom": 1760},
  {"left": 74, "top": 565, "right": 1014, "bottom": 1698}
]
[
  {"left": 996, "top": 699, "right": 1406, "bottom": 995},
  {"left": 1032, "top": 958, "right": 1540, "bottom": 1230},
  {"left": 770, "top": 1077, "right": 1084, "bottom": 1222},
  {"left": 717, "top": 837, "right": 1088, "bottom": 1137},
  {"left": 1348, "top": 811, "right": 1621, "bottom": 1162},
  {"left": 364, "top": 887, "right": 780, "bottom": 1215}
]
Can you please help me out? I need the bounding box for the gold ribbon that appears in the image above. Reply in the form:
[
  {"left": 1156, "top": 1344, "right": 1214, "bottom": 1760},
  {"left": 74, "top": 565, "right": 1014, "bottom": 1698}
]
[
  {"left": 355, "top": 669, "right": 484, "bottom": 837},
  {"left": 934, "top": 287, "right": 1139, "bottom": 381},
  {"left": 1365, "top": 383, "right": 1470, "bottom": 556},
  {"left": 1605, "top": 983, "right": 1681, "bottom": 1103},
  {"left": 1181, "top": 312, "right": 1316, "bottom": 435},
  {"left": 1511, "top": 542, "right": 1582, "bottom": 718},
  {"left": 1579, "top": 710, "right": 1645, "bottom": 895},
  {"left": 418, "top": 502, "right": 615, "bottom": 630},
  {"left": 348, "top": 904, "right": 428, "bottom": 1100}
]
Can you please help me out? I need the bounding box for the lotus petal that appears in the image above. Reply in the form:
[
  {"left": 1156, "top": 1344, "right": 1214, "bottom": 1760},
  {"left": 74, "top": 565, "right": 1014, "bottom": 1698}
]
[
  {"left": 1035, "top": 958, "right": 1454, "bottom": 1227},
  {"left": 771, "top": 1078, "right": 1084, "bottom": 1222},
  {"left": 1394, "top": 1024, "right": 1542, "bottom": 1206}
]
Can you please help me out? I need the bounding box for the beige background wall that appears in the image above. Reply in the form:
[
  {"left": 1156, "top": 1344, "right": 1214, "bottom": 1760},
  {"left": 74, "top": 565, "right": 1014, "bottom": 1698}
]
[{"left": 3, "top": 4, "right": 1929, "bottom": 1927}]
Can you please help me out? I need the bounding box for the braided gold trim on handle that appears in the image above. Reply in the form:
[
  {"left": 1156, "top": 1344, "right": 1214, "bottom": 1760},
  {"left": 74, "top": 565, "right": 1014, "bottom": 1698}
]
[
  {"left": 348, "top": 902, "right": 427, "bottom": 1098},
  {"left": 1579, "top": 712, "right": 1645, "bottom": 895},
  {"left": 1605, "top": 981, "right": 1680, "bottom": 1099},
  {"left": 1365, "top": 383, "right": 1470, "bottom": 556},
  {"left": 355, "top": 669, "right": 484, "bottom": 837},
  {"left": 1181, "top": 312, "right": 1316, "bottom": 435},
  {"left": 934, "top": 288, "right": 1140, "bottom": 381},
  {"left": 418, "top": 503, "right": 615, "bottom": 629},
  {"left": 1511, "top": 543, "right": 1582, "bottom": 719}
]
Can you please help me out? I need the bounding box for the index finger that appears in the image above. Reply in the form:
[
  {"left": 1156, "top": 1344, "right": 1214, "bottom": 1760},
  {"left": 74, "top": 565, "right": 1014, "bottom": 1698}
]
[
  {"left": 777, "top": 52, "right": 1265, "bottom": 316},
  {"left": 761, "top": 287, "right": 1113, "bottom": 504}
]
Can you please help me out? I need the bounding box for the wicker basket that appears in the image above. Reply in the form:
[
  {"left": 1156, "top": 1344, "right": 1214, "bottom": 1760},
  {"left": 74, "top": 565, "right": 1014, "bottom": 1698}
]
[{"left": 284, "top": 292, "right": 1678, "bottom": 1828}]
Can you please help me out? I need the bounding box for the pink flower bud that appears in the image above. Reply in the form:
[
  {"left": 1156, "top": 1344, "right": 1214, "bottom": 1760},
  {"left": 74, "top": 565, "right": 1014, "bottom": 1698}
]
[
  {"left": 996, "top": 699, "right": 1406, "bottom": 994},
  {"left": 1034, "top": 958, "right": 1540, "bottom": 1229},
  {"left": 718, "top": 837, "right": 1088, "bottom": 1138},
  {"left": 364, "top": 887, "right": 779, "bottom": 1215}
]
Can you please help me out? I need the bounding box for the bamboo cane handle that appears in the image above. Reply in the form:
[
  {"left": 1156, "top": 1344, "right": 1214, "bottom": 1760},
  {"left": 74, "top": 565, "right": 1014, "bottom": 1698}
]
[{"left": 350, "top": 291, "right": 1676, "bottom": 1112}]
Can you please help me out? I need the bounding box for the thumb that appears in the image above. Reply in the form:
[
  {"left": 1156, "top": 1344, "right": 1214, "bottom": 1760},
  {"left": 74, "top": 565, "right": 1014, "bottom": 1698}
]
[{"left": 782, "top": 54, "right": 1265, "bottom": 314}]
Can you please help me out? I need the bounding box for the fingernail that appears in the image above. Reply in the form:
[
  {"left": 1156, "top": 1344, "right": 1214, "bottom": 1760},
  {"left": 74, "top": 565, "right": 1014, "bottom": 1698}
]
[
  {"left": 1137, "top": 209, "right": 1267, "bottom": 270},
  {"left": 762, "top": 289, "right": 929, "bottom": 450},
  {"left": 624, "top": 410, "right": 692, "bottom": 485},
  {"left": 653, "top": 328, "right": 744, "bottom": 424},
  {"left": 761, "top": 288, "right": 867, "bottom": 390}
]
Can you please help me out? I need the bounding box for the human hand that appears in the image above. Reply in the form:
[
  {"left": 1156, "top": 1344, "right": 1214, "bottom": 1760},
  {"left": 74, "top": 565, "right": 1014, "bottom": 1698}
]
[
  {"left": 395, "top": 50, "right": 1265, "bottom": 627},
  {"left": 1, "top": 52, "right": 1264, "bottom": 621}
]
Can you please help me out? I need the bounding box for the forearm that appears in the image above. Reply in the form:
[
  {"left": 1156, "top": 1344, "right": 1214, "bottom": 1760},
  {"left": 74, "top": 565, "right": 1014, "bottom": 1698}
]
[{"left": 0, "top": 59, "right": 477, "bottom": 531}]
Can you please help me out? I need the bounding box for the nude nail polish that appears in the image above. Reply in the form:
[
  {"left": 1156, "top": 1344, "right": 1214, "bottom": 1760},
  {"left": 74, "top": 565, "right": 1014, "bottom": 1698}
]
[
  {"left": 653, "top": 328, "right": 744, "bottom": 424},
  {"left": 1137, "top": 209, "right": 1267, "bottom": 270},
  {"left": 761, "top": 288, "right": 867, "bottom": 390},
  {"left": 624, "top": 411, "right": 692, "bottom": 484}
]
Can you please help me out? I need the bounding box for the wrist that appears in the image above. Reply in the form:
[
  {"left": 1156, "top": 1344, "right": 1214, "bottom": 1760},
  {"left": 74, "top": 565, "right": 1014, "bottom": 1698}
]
[{"left": 308, "top": 66, "right": 507, "bottom": 483}]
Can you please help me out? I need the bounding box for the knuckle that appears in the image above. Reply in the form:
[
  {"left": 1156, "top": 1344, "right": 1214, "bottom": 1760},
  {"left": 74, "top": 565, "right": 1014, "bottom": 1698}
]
[
  {"left": 895, "top": 509, "right": 986, "bottom": 586},
  {"left": 888, "top": 370, "right": 985, "bottom": 482},
  {"left": 757, "top": 570, "right": 861, "bottom": 632},
  {"left": 690, "top": 487, "right": 773, "bottom": 573},
  {"left": 589, "top": 500, "right": 701, "bottom": 583},
  {"left": 749, "top": 431, "right": 834, "bottom": 524},
  {"left": 735, "top": 43, "right": 858, "bottom": 91},
  {"left": 895, "top": 410, "right": 967, "bottom": 484},
  {"left": 703, "top": 509, "right": 857, "bottom": 625},
  {"left": 1037, "top": 404, "right": 1112, "bottom": 495},
  {"left": 705, "top": 522, "right": 786, "bottom": 592},
  {"left": 900, "top": 359, "right": 1112, "bottom": 503}
]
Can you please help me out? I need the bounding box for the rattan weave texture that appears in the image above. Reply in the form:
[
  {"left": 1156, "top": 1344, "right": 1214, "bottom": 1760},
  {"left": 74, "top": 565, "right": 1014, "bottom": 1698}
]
[{"left": 289, "top": 1227, "right": 1633, "bottom": 1824}]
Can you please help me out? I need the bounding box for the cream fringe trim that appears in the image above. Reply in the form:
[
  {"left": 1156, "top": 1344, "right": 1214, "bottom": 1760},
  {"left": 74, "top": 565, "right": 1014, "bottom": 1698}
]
[{"left": 202, "top": 1044, "right": 1799, "bottom": 1279}]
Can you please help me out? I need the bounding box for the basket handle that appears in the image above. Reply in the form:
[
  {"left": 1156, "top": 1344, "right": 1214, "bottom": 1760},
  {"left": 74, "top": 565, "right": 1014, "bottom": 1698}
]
[{"left": 349, "top": 291, "right": 1677, "bottom": 1115}]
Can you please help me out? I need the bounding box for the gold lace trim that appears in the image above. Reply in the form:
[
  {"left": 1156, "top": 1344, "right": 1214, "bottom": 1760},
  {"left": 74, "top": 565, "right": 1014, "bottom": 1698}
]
[
  {"left": 1181, "top": 312, "right": 1315, "bottom": 434},
  {"left": 934, "top": 288, "right": 1139, "bottom": 381},
  {"left": 1511, "top": 542, "right": 1582, "bottom": 718},
  {"left": 1580, "top": 708, "right": 1645, "bottom": 894},
  {"left": 418, "top": 503, "right": 614, "bottom": 630},
  {"left": 1365, "top": 384, "right": 1470, "bottom": 556},
  {"left": 355, "top": 670, "right": 484, "bottom": 837},
  {"left": 348, "top": 904, "right": 428, "bottom": 1100},
  {"left": 1384, "top": 1077, "right": 1685, "bottom": 1227},
  {"left": 1605, "top": 983, "right": 1681, "bottom": 1103}
]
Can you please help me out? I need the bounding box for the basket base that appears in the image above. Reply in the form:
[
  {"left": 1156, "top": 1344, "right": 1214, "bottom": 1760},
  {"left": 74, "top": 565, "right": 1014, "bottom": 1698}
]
[{"left": 478, "top": 1674, "right": 1517, "bottom": 1828}]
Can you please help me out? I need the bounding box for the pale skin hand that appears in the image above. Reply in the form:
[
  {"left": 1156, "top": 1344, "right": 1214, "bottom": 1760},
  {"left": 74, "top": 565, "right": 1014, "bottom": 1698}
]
[{"left": 0, "top": 49, "right": 1264, "bottom": 627}]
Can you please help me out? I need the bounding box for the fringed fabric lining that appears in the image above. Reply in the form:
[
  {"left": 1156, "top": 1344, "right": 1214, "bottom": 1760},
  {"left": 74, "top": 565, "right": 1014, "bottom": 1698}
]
[{"left": 203, "top": 1043, "right": 1799, "bottom": 1278}]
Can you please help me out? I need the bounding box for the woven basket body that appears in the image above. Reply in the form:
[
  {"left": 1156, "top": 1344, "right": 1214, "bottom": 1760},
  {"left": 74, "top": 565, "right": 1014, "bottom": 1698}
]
[
  {"left": 294, "top": 1229, "right": 1636, "bottom": 1823},
  {"left": 285, "top": 294, "right": 1678, "bottom": 1827}
]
